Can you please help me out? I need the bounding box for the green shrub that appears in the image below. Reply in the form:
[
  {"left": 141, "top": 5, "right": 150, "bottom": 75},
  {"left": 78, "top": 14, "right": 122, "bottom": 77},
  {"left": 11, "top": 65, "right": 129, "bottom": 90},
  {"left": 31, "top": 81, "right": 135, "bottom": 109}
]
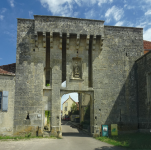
[
  {"left": 46, "top": 84, "right": 50, "bottom": 87},
  {"left": 25, "top": 132, "right": 31, "bottom": 138}
]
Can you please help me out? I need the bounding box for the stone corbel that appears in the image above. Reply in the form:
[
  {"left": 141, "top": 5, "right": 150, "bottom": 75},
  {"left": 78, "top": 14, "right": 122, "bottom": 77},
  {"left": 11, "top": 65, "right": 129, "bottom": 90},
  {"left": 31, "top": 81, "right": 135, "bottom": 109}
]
[
  {"left": 35, "top": 33, "right": 38, "bottom": 47},
  {"left": 86, "top": 35, "right": 90, "bottom": 50},
  {"left": 100, "top": 38, "right": 104, "bottom": 51},
  {"left": 92, "top": 35, "right": 96, "bottom": 51},
  {"left": 50, "top": 33, "right": 53, "bottom": 49},
  {"left": 43, "top": 32, "right": 46, "bottom": 48},
  {"left": 59, "top": 33, "right": 62, "bottom": 50},
  {"left": 66, "top": 33, "right": 70, "bottom": 50}
]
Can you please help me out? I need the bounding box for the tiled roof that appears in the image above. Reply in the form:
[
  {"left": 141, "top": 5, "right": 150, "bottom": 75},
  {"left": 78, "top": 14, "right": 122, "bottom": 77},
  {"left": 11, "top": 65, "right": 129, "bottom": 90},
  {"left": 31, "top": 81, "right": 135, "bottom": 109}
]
[
  {"left": 62, "top": 95, "right": 76, "bottom": 105},
  {"left": 144, "top": 40, "right": 151, "bottom": 50},
  {"left": 0, "top": 63, "right": 16, "bottom": 76}
]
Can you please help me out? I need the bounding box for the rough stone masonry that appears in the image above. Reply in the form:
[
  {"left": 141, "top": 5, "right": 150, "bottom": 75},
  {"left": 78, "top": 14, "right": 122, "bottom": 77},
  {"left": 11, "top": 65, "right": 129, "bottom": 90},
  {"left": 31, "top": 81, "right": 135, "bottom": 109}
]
[{"left": 1, "top": 15, "right": 148, "bottom": 137}]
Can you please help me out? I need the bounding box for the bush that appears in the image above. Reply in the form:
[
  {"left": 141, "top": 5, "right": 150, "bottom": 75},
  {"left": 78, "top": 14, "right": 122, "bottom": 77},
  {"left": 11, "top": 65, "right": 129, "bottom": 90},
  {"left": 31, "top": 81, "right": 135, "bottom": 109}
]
[{"left": 25, "top": 133, "right": 31, "bottom": 138}]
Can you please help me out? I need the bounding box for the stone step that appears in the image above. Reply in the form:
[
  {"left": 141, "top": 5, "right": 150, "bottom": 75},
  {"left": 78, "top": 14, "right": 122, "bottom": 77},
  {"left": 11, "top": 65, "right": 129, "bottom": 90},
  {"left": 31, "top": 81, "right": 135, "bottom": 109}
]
[{"left": 43, "top": 131, "right": 50, "bottom": 137}]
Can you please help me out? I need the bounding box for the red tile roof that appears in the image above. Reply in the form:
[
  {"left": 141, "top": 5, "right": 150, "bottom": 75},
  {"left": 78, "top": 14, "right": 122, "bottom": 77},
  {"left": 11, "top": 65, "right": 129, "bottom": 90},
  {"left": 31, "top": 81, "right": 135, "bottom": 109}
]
[
  {"left": 0, "top": 63, "right": 16, "bottom": 76},
  {"left": 62, "top": 95, "right": 77, "bottom": 105},
  {"left": 143, "top": 40, "right": 151, "bottom": 54},
  {"left": 144, "top": 40, "right": 151, "bottom": 50}
]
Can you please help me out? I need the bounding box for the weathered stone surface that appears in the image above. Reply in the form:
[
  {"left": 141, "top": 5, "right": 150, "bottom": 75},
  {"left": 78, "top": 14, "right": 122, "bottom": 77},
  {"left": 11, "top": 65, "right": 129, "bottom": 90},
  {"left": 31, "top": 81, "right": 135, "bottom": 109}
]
[
  {"left": 0, "top": 75, "right": 15, "bottom": 136},
  {"left": 136, "top": 51, "right": 151, "bottom": 130},
  {"left": 0, "top": 15, "right": 146, "bottom": 137}
]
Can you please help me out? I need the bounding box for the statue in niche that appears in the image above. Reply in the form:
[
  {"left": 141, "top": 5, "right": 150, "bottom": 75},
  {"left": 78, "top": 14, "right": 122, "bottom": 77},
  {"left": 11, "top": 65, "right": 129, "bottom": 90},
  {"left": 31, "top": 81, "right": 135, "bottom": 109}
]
[{"left": 74, "top": 62, "right": 80, "bottom": 78}]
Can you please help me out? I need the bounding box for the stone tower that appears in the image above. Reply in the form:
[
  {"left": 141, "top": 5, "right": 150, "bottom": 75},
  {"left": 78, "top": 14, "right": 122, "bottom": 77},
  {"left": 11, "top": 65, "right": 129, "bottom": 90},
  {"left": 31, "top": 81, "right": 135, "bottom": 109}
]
[{"left": 14, "top": 15, "right": 143, "bottom": 137}]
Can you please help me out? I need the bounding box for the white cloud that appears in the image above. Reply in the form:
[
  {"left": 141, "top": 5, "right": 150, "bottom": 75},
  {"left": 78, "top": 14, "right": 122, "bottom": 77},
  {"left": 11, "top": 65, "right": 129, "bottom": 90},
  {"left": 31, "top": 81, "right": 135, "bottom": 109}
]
[
  {"left": 136, "top": 21, "right": 148, "bottom": 28},
  {"left": 73, "top": 12, "right": 79, "bottom": 17},
  {"left": 9, "top": 0, "right": 14, "bottom": 7},
  {"left": 115, "top": 21, "right": 124, "bottom": 26},
  {"left": 126, "top": 22, "right": 134, "bottom": 27},
  {"left": 39, "top": 0, "right": 73, "bottom": 15},
  {"left": 85, "top": 9, "right": 95, "bottom": 19},
  {"left": 105, "top": 6, "right": 124, "bottom": 22},
  {"left": 143, "top": 28, "right": 151, "bottom": 41},
  {"left": 124, "top": 4, "right": 135, "bottom": 9},
  {"left": 29, "top": 11, "right": 33, "bottom": 18},
  {"left": 75, "top": 0, "right": 82, "bottom": 6},
  {"left": 127, "top": 5, "right": 135, "bottom": 9},
  {"left": 145, "top": 10, "right": 151, "bottom": 15},
  {"left": 39, "top": 0, "right": 114, "bottom": 16},
  {"left": 143, "top": 0, "right": 151, "bottom": 4},
  {"left": 106, "top": 18, "right": 111, "bottom": 23},
  {"left": 98, "top": 0, "right": 113, "bottom": 6},
  {"left": 0, "top": 15, "right": 4, "bottom": 20}
]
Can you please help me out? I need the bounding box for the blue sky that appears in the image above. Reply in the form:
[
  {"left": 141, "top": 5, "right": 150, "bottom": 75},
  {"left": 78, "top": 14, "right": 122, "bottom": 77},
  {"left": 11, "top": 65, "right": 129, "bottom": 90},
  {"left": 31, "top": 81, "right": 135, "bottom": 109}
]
[
  {"left": 0, "top": 0, "right": 151, "bottom": 66},
  {"left": 0, "top": 0, "right": 151, "bottom": 106}
]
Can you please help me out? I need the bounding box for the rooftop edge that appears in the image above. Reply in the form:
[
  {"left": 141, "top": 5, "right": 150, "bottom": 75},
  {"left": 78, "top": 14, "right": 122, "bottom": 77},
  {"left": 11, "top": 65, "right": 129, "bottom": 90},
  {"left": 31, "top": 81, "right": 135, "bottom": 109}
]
[
  {"left": 105, "top": 25, "right": 143, "bottom": 29},
  {"left": 18, "top": 15, "right": 105, "bottom": 23}
]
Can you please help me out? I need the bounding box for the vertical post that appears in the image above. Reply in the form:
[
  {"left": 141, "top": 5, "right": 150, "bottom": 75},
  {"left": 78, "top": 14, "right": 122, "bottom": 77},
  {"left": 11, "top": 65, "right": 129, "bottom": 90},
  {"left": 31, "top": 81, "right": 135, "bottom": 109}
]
[{"left": 50, "top": 33, "right": 62, "bottom": 138}]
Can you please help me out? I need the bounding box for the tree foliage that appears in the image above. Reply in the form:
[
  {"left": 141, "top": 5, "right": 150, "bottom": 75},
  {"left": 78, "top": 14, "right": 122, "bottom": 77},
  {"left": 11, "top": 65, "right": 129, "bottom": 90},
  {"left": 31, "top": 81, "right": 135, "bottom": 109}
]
[
  {"left": 45, "top": 111, "right": 50, "bottom": 124},
  {"left": 70, "top": 102, "right": 79, "bottom": 115},
  {"left": 84, "top": 105, "right": 90, "bottom": 120}
]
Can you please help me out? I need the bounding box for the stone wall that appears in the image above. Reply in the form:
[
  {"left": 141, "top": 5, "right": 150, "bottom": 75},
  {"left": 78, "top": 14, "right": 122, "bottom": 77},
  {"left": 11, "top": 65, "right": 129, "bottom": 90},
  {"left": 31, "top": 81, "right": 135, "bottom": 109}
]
[
  {"left": 0, "top": 75, "right": 15, "bottom": 136},
  {"left": 34, "top": 15, "right": 104, "bottom": 37},
  {"left": 14, "top": 19, "right": 50, "bottom": 136},
  {"left": 136, "top": 51, "right": 151, "bottom": 131},
  {"left": 79, "top": 93, "right": 90, "bottom": 123},
  {"left": 93, "top": 26, "right": 143, "bottom": 132},
  {"left": 14, "top": 16, "right": 144, "bottom": 137}
]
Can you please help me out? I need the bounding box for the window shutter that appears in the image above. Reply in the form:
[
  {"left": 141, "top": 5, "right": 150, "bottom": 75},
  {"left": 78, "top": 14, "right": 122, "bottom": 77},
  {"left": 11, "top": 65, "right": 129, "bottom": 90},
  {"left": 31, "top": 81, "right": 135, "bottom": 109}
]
[{"left": 2, "top": 91, "right": 8, "bottom": 111}]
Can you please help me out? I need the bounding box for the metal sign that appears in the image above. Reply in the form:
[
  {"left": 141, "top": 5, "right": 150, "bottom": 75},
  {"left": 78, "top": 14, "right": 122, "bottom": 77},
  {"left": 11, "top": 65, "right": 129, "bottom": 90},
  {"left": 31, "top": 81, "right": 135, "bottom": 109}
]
[
  {"left": 111, "top": 124, "right": 118, "bottom": 136},
  {"left": 102, "top": 125, "right": 108, "bottom": 137}
]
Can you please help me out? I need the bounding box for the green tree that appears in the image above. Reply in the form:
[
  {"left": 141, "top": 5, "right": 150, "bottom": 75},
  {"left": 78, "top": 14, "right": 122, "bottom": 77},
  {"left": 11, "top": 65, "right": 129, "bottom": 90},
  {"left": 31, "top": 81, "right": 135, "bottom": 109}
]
[
  {"left": 45, "top": 111, "right": 50, "bottom": 124},
  {"left": 70, "top": 102, "right": 79, "bottom": 115}
]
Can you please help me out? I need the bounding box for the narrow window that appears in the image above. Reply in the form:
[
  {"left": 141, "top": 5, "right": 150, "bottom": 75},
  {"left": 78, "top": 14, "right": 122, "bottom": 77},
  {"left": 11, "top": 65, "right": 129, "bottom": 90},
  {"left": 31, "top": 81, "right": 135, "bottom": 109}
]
[
  {"left": 65, "top": 107, "right": 67, "bottom": 111},
  {"left": 0, "top": 92, "right": 2, "bottom": 110},
  {"left": 46, "top": 32, "right": 51, "bottom": 86},
  {"left": 88, "top": 35, "right": 93, "bottom": 87},
  {"left": 26, "top": 112, "right": 30, "bottom": 120},
  {"left": 62, "top": 34, "right": 66, "bottom": 83}
]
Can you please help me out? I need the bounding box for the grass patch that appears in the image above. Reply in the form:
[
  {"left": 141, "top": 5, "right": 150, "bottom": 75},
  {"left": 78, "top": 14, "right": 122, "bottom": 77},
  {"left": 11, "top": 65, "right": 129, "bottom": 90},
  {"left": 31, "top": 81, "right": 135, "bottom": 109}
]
[
  {"left": 96, "top": 132, "right": 151, "bottom": 149},
  {"left": 0, "top": 135, "right": 58, "bottom": 141}
]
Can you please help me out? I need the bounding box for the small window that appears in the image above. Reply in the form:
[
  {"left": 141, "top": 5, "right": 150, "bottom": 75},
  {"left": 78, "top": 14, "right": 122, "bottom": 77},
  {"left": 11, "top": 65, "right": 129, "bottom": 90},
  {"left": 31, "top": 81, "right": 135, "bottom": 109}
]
[
  {"left": 0, "top": 92, "right": 2, "bottom": 110},
  {"left": 65, "top": 102, "right": 68, "bottom": 106},
  {"left": 64, "top": 107, "right": 67, "bottom": 111}
]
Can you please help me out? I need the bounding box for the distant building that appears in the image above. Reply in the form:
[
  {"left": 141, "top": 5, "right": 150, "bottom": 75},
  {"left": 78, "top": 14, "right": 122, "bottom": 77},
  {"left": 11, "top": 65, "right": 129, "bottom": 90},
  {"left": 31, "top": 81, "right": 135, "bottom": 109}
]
[
  {"left": 144, "top": 40, "right": 151, "bottom": 54},
  {"left": 62, "top": 96, "right": 78, "bottom": 119}
]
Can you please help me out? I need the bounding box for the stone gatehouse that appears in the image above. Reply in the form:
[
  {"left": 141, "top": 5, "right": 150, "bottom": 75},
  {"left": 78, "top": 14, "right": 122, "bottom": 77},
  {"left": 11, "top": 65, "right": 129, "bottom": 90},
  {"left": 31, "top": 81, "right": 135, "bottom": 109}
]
[{"left": 0, "top": 15, "right": 150, "bottom": 137}]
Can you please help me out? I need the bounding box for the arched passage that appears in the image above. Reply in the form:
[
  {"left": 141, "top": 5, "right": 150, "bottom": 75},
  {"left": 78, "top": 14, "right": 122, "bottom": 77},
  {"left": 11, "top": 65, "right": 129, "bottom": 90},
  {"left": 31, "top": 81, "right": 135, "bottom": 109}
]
[{"left": 56, "top": 90, "right": 94, "bottom": 137}]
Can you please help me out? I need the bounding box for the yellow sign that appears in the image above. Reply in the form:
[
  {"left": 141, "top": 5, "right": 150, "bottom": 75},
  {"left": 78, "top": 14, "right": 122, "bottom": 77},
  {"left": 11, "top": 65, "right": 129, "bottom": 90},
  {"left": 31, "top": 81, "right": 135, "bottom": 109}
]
[{"left": 111, "top": 124, "right": 118, "bottom": 136}]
